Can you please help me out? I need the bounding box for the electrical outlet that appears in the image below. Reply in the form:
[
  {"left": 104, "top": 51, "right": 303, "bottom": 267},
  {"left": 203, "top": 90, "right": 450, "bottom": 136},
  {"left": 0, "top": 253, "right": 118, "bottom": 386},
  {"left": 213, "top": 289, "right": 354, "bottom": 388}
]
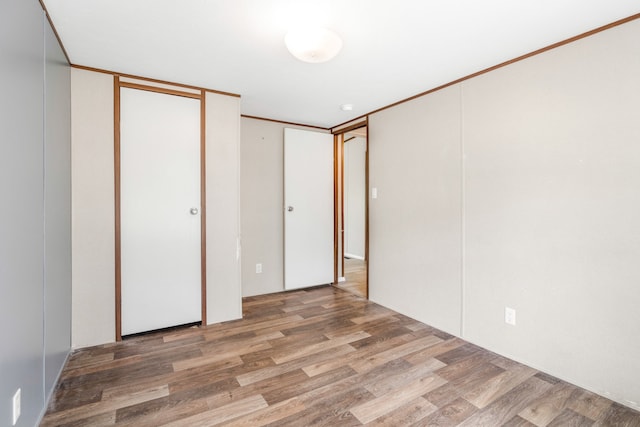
[
  {"left": 12, "top": 388, "right": 21, "bottom": 426},
  {"left": 256, "top": 263, "right": 262, "bottom": 274},
  {"left": 505, "top": 307, "right": 516, "bottom": 326}
]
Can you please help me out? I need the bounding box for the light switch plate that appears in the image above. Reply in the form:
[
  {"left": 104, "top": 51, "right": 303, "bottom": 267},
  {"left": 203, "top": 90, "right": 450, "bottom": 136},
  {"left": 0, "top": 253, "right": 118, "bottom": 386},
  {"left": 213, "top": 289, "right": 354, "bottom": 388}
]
[{"left": 505, "top": 307, "right": 516, "bottom": 326}]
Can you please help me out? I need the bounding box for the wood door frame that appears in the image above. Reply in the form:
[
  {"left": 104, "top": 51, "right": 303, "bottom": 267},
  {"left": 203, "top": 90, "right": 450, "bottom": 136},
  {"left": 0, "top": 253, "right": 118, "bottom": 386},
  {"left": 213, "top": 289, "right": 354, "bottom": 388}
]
[
  {"left": 333, "top": 119, "right": 369, "bottom": 298},
  {"left": 114, "top": 76, "right": 207, "bottom": 341}
]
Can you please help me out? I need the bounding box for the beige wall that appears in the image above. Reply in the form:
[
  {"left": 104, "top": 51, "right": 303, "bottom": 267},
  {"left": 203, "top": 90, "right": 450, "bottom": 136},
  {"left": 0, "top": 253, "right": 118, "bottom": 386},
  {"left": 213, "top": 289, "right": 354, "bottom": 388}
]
[
  {"left": 71, "top": 68, "right": 115, "bottom": 348},
  {"left": 240, "top": 118, "right": 329, "bottom": 296},
  {"left": 369, "top": 85, "right": 462, "bottom": 335},
  {"left": 71, "top": 69, "right": 242, "bottom": 347},
  {"left": 369, "top": 19, "right": 640, "bottom": 410},
  {"left": 205, "top": 92, "right": 242, "bottom": 323}
]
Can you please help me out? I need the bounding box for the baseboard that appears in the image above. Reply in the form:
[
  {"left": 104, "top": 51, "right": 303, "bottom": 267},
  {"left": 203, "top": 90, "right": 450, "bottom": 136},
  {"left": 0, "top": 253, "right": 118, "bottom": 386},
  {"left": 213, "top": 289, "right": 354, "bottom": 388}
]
[{"left": 337, "top": 277, "right": 346, "bottom": 282}]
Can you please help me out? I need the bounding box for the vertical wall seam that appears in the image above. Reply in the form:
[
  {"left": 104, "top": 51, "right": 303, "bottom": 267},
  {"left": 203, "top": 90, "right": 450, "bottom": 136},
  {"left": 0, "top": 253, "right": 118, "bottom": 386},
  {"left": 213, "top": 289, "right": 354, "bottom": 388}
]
[
  {"left": 41, "top": 9, "right": 47, "bottom": 404},
  {"left": 460, "top": 83, "right": 466, "bottom": 339},
  {"left": 236, "top": 98, "right": 243, "bottom": 314}
]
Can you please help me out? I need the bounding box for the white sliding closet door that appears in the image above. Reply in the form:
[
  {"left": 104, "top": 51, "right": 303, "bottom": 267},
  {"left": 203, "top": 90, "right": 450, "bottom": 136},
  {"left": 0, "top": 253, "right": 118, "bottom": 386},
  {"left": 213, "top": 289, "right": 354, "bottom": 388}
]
[
  {"left": 120, "top": 88, "right": 201, "bottom": 336},
  {"left": 284, "top": 128, "right": 334, "bottom": 290}
]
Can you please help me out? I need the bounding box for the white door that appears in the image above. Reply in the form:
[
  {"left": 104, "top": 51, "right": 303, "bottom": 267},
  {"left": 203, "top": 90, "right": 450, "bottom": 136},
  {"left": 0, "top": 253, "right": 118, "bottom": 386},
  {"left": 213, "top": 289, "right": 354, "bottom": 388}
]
[
  {"left": 284, "top": 128, "right": 334, "bottom": 290},
  {"left": 120, "top": 88, "right": 201, "bottom": 335}
]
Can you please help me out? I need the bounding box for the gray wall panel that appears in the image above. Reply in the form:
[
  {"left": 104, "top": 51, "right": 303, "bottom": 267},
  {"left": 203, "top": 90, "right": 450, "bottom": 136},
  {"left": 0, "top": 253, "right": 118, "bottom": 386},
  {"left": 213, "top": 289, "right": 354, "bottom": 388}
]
[
  {"left": 0, "top": 1, "right": 45, "bottom": 425},
  {"left": 0, "top": 2, "right": 71, "bottom": 425},
  {"left": 44, "top": 19, "right": 72, "bottom": 396}
]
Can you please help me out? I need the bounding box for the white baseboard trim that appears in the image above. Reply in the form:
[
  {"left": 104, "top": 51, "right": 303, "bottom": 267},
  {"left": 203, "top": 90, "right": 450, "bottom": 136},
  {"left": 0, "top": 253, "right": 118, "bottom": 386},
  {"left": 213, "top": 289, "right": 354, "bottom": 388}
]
[{"left": 337, "top": 277, "right": 346, "bottom": 282}]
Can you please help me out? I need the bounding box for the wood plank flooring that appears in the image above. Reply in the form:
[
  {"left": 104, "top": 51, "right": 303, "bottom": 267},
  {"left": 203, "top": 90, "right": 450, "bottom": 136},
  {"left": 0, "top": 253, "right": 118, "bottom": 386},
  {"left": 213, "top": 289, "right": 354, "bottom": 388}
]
[
  {"left": 336, "top": 258, "right": 367, "bottom": 298},
  {"left": 41, "top": 286, "right": 640, "bottom": 426}
]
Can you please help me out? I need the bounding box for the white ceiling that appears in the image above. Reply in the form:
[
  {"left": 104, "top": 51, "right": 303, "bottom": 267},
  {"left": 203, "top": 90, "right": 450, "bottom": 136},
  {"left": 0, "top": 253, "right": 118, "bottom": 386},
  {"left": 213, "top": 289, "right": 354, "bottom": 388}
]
[{"left": 43, "top": 0, "right": 640, "bottom": 129}]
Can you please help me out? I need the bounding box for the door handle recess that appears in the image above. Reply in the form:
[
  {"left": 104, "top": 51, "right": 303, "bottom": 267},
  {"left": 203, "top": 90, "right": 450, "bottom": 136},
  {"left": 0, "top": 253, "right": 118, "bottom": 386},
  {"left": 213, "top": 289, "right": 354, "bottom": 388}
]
[
  {"left": 190, "top": 207, "right": 199, "bottom": 215},
  {"left": 287, "top": 206, "right": 294, "bottom": 212}
]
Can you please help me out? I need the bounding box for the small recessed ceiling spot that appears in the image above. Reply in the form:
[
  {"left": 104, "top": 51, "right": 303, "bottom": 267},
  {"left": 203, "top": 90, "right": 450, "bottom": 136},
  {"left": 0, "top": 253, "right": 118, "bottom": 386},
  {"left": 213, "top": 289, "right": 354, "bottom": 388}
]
[{"left": 340, "top": 104, "right": 353, "bottom": 111}]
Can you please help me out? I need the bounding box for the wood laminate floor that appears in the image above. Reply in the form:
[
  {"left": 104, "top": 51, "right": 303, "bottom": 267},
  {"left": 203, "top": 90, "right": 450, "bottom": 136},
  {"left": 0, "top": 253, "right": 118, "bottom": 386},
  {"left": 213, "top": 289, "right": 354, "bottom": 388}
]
[
  {"left": 336, "top": 258, "right": 367, "bottom": 298},
  {"left": 41, "top": 286, "right": 640, "bottom": 426}
]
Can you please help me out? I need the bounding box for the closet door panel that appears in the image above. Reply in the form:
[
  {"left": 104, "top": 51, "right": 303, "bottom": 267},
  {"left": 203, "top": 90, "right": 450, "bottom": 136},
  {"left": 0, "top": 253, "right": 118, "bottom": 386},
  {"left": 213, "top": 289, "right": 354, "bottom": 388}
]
[{"left": 120, "top": 88, "right": 201, "bottom": 335}]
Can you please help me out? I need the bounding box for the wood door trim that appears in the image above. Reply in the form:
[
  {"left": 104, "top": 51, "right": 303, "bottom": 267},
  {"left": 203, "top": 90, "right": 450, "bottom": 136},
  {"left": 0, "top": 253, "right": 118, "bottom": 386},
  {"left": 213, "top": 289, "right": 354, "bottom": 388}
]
[
  {"left": 340, "top": 135, "right": 345, "bottom": 277},
  {"left": 71, "top": 64, "right": 241, "bottom": 98},
  {"left": 334, "top": 121, "right": 369, "bottom": 298},
  {"left": 200, "top": 90, "right": 207, "bottom": 326},
  {"left": 114, "top": 76, "right": 122, "bottom": 341},
  {"left": 115, "top": 81, "right": 207, "bottom": 340},
  {"left": 331, "top": 119, "right": 368, "bottom": 135},
  {"left": 120, "top": 81, "right": 202, "bottom": 100},
  {"left": 364, "top": 117, "right": 369, "bottom": 298},
  {"left": 333, "top": 134, "right": 338, "bottom": 284},
  {"left": 334, "top": 122, "right": 369, "bottom": 299}
]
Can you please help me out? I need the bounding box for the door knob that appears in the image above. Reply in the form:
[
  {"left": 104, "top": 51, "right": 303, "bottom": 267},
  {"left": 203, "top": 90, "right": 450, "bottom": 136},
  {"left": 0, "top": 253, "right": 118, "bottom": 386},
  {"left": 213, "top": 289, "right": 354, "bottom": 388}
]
[
  {"left": 190, "top": 207, "right": 199, "bottom": 215},
  {"left": 287, "top": 206, "right": 294, "bottom": 212}
]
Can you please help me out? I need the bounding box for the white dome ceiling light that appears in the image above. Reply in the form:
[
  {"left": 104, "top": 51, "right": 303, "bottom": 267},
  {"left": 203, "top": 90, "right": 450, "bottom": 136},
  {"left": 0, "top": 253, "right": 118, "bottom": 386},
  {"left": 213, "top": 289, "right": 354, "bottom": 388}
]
[{"left": 285, "top": 28, "right": 343, "bottom": 63}]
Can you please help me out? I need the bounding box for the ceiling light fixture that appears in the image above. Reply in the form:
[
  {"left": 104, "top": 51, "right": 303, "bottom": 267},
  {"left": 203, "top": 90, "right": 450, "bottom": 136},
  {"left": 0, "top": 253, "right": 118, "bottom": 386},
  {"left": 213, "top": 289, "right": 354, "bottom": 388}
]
[
  {"left": 340, "top": 104, "right": 353, "bottom": 111},
  {"left": 285, "top": 28, "right": 342, "bottom": 63}
]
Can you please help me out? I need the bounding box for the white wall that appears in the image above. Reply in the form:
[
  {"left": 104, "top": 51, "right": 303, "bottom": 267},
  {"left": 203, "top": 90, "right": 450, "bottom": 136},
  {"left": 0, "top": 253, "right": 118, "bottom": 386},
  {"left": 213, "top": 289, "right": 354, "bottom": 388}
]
[
  {"left": 369, "top": 18, "right": 640, "bottom": 410},
  {"left": 240, "top": 117, "right": 330, "bottom": 297},
  {"left": 344, "top": 137, "right": 366, "bottom": 259},
  {"left": 71, "top": 71, "right": 242, "bottom": 347}
]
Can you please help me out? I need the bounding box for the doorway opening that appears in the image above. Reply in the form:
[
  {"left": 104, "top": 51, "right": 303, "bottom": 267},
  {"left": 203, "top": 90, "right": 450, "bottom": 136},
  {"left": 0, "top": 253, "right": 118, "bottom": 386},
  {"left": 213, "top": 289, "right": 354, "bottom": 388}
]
[{"left": 334, "top": 124, "right": 368, "bottom": 298}]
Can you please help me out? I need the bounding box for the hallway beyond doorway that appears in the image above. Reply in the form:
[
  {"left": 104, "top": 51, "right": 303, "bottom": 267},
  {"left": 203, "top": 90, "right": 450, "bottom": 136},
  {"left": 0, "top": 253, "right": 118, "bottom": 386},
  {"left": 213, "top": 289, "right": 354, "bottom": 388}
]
[{"left": 336, "top": 258, "right": 366, "bottom": 298}]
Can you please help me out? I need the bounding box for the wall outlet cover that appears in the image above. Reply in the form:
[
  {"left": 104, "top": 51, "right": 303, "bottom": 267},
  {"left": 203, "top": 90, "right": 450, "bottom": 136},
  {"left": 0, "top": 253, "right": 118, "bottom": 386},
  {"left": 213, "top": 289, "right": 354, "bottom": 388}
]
[{"left": 12, "top": 388, "right": 21, "bottom": 425}]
